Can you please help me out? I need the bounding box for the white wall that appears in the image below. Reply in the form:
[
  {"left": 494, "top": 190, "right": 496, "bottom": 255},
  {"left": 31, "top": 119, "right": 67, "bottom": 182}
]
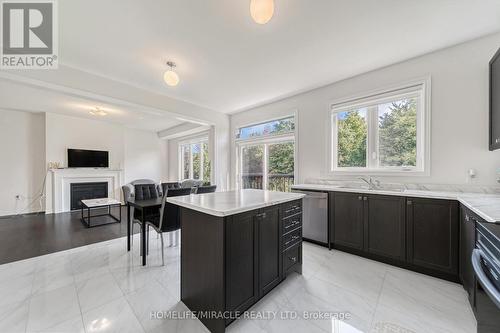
[
  {"left": 44, "top": 113, "right": 167, "bottom": 213},
  {"left": 10, "top": 66, "right": 231, "bottom": 191},
  {"left": 45, "top": 113, "right": 125, "bottom": 169},
  {"left": 0, "top": 110, "right": 46, "bottom": 216},
  {"left": 231, "top": 33, "right": 500, "bottom": 188},
  {"left": 124, "top": 128, "right": 166, "bottom": 184}
]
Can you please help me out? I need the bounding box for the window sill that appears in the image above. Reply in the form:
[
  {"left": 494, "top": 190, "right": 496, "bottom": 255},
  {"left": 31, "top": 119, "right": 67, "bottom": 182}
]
[{"left": 329, "top": 168, "right": 429, "bottom": 177}]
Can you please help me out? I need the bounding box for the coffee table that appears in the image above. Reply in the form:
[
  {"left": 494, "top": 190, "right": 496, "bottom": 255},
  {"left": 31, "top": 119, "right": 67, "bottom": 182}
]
[{"left": 81, "top": 198, "right": 122, "bottom": 228}]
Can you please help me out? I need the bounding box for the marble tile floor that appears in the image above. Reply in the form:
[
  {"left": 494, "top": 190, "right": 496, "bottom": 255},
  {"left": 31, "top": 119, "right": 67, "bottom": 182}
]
[{"left": 0, "top": 233, "right": 476, "bottom": 333}]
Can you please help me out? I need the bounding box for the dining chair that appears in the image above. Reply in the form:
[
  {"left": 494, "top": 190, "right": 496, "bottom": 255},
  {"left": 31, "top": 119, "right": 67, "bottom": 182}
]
[
  {"left": 145, "top": 187, "right": 191, "bottom": 265},
  {"left": 194, "top": 185, "right": 217, "bottom": 194},
  {"left": 121, "top": 180, "right": 161, "bottom": 254}
]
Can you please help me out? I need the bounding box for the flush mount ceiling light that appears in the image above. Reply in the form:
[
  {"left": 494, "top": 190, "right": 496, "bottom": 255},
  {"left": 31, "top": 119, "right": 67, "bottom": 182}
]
[
  {"left": 250, "top": 0, "right": 274, "bottom": 24},
  {"left": 164, "top": 61, "right": 180, "bottom": 87},
  {"left": 89, "top": 107, "right": 107, "bottom": 116}
]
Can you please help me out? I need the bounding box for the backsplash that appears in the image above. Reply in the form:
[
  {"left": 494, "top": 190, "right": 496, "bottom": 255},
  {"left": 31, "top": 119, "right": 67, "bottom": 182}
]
[{"left": 304, "top": 178, "right": 500, "bottom": 194}]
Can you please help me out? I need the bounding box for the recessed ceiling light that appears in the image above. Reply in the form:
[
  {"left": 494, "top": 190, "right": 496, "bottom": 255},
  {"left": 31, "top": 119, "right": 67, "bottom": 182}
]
[
  {"left": 164, "top": 61, "right": 180, "bottom": 87},
  {"left": 89, "top": 107, "right": 107, "bottom": 116},
  {"left": 250, "top": 0, "right": 274, "bottom": 24}
]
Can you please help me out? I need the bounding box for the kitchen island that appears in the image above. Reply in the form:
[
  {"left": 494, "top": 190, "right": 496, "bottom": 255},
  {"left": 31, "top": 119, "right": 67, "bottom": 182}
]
[{"left": 167, "top": 189, "right": 305, "bottom": 333}]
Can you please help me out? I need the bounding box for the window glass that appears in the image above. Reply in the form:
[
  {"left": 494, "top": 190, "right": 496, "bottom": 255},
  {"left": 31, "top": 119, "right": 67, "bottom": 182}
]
[
  {"left": 268, "top": 142, "right": 295, "bottom": 192},
  {"left": 378, "top": 98, "right": 417, "bottom": 167},
  {"left": 237, "top": 117, "right": 295, "bottom": 140},
  {"left": 337, "top": 109, "right": 367, "bottom": 168},
  {"left": 192, "top": 143, "right": 201, "bottom": 180},
  {"left": 202, "top": 142, "right": 211, "bottom": 184},
  {"left": 182, "top": 145, "right": 190, "bottom": 179},
  {"left": 180, "top": 139, "right": 210, "bottom": 183},
  {"left": 241, "top": 145, "right": 264, "bottom": 189},
  {"left": 331, "top": 84, "right": 426, "bottom": 173}
]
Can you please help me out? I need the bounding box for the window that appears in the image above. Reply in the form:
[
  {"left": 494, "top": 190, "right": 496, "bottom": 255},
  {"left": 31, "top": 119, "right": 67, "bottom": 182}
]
[
  {"left": 331, "top": 82, "right": 429, "bottom": 174},
  {"left": 236, "top": 116, "right": 296, "bottom": 192},
  {"left": 236, "top": 116, "right": 294, "bottom": 139},
  {"left": 179, "top": 138, "right": 211, "bottom": 184}
]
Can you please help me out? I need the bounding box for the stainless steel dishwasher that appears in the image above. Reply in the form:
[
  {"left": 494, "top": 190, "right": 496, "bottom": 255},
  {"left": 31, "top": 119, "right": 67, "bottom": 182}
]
[{"left": 291, "top": 190, "right": 328, "bottom": 246}]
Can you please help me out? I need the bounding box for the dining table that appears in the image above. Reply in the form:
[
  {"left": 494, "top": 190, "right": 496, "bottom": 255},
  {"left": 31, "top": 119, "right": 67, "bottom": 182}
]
[{"left": 126, "top": 197, "right": 163, "bottom": 266}]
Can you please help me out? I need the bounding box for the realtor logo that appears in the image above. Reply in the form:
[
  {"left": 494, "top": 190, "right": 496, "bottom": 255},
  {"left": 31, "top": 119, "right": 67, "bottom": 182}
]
[{"left": 1, "top": 0, "right": 58, "bottom": 69}]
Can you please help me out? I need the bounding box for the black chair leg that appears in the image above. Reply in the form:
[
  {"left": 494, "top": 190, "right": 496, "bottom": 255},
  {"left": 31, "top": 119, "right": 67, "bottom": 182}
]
[{"left": 146, "top": 225, "right": 149, "bottom": 255}]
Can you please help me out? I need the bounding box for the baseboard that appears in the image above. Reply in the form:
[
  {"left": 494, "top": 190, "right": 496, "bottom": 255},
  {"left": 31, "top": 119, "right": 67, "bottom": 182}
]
[
  {"left": 303, "top": 238, "right": 329, "bottom": 247},
  {"left": 0, "top": 211, "right": 46, "bottom": 219}
]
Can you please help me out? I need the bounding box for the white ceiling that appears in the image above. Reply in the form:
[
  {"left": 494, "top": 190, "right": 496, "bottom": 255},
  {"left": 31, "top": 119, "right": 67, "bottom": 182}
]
[
  {"left": 56, "top": 0, "right": 500, "bottom": 113},
  {"left": 0, "top": 80, "right": 184, "bottom": 131}
]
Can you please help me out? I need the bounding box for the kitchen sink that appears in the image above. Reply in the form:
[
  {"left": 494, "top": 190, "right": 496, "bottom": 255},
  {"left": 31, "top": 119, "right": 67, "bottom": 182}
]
[{"left": 335, "top": 185, "right": 406, "bottom": 192}]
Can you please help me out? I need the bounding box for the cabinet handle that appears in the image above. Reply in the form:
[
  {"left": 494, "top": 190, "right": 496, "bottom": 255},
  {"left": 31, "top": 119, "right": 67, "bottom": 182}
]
[
  {"left": 290, "top": 256, "right": 297, "bottom": 263},
  {"left": 465, "top": 214, "right": 470, "bottom": 222},
  {"left": 363, "top": 197, "right": 367, "bottom": 201},
  {"left": 358, "top": 196, "right": 362, "bottom": 201},
  {"left": 407, "top": 200, "right": 413, "bottom": 205},
  {"left": 256, "top": 212, "right": 266, "bottom": 219}
]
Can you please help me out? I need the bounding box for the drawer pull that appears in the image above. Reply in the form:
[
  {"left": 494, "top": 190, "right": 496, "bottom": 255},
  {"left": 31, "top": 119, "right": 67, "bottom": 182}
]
[
  {"left": 285, "top": 207, "right": 299, "bottom": 214},
  {"left": 285, "top": 220, "right": 301, "bottom": 229},
  {"left": 289, "top": 256, "right": 297, "bottom": 263}
]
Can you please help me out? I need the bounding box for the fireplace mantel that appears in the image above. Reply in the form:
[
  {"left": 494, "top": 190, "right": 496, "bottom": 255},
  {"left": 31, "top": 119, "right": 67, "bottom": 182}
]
[{"left": 50, "top": 168, "right": 123, "bottom": 213}]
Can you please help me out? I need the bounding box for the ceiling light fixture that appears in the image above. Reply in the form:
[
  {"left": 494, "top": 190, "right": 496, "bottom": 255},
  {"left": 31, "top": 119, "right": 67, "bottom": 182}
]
[
  {"left": 250, "top": 0, "right": 274, "bottom": 24},
  {"left": 89, "top": 107, "right": 107, "bottom": 116},
  {"left": 164, "top": 61, "right": 180, "bottom": 87}
]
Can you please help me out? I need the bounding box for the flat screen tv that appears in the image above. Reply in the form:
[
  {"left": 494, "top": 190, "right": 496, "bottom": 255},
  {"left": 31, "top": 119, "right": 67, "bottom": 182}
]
[
  {"left": 490, "top": 47, "right": 500, "bottom": 151},
  {"left": 68, "top": 149, "right": 109, "bottom": 168}
]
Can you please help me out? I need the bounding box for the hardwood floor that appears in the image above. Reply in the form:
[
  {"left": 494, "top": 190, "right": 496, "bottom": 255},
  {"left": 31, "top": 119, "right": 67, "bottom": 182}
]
[{"left": 0, "top": 207, "right": 134, "bottom": 265}]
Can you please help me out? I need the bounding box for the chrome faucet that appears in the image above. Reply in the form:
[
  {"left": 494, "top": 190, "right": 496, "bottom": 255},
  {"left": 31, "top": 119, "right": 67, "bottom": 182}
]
[{"left": 358, "top": 176, "right": 380, "bottom": 190}]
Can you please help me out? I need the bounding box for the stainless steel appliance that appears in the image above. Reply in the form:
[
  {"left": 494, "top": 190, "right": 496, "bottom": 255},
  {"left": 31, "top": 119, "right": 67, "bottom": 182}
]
[
  {"left": 473, "top": 222, "right": 500, "bottom": 332},
  {"left": 291, "top": 190, "right": 328, "bottom": 245}
]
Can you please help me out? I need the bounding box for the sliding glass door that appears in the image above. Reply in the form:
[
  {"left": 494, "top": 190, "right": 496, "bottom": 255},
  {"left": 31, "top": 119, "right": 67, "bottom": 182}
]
[{"left": 239, "top": 140, "right": 294, "bottom": 192}]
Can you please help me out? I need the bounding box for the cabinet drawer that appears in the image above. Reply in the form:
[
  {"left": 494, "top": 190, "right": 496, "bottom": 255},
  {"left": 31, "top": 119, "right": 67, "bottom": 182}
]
[
  {"left": 283, "top": 200, "right": 302, "bottom": 218},
  {"left": 283, "top": 227, "right": 302, "bottom": 250},
  {"left": 283, "top": 214, "right": 302, "bottom": 234},
  {"left": 283, "top": 244, "right": 302, "bottom": 272}
]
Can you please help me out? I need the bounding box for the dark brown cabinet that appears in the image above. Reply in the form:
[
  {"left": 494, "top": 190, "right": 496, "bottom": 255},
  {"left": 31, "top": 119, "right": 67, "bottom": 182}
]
[
  {"left": 330, "top": 192, "right": 364, "bottom": 251},
  {"left": 364, "top": 195, "right": 406, "bottom": 261},
  {"left": 226, "top": 206, "right": 284, "bottom": 310},
  {"left": 257, "top": 206, "right": 282, "bottom": 297},
  {"left": 181, "top": 200, "right": 303, "bottom": 333},
  {"left": 330, "top": 192, "right": 405, "bottom": 261},
  {"left": 460, "top": 206, "right": 476, "bottom": 307},
  {"left": 329, "top": 192, "right": 459, "bottom": 281},
  {"left": 406, "top": 198, "right": 459, "bottom": 279},
  {"left": 225, "top": 210, "right": 259, "bottom": 314}
]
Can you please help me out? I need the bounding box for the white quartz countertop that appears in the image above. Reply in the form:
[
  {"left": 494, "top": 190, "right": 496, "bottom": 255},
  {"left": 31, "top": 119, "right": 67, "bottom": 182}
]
[
  {"left": 167, "top": 189, "right": 305, "bottom": 217},
  {"left": 291, "top": 184, "right": 500, "bottom": 223}
]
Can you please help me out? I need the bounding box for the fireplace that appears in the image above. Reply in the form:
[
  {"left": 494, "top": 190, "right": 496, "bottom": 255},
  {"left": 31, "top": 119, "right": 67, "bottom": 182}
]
[{"left": 70, "top": 182, "right": 108, "bottom": 210}]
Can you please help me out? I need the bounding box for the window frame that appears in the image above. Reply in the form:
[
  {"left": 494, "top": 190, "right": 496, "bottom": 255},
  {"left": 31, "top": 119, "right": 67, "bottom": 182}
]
[
  {"left": 178, "top": 136, "right": 210, "bottom": 182},
  {"left": 235, "top": 113, "right": 298, "bottom": 190},
  {"left": 329, "top": 79, "right": 431, "bottom": 176}
]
